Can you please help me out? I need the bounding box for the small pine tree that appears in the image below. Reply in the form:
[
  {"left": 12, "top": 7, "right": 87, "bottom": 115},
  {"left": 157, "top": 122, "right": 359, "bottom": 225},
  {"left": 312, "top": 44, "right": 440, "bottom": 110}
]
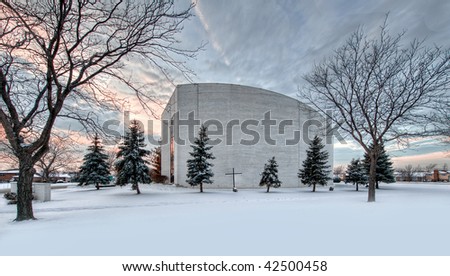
[
  {"left": 149, "top": 145, "right": 166, "bottom": 182},
  {"left": 149, "top": 146, "right": 161, "bottom": 175},
  {"left": 186, "top": 124, "right": 215, "bottom": 192},
  {"left": 78, "top": 134, "right": 111, "bottom": 190},
  {"left": 298, "top": 135, "right": 331, "bottom": 192},
  {"left": 363, "top": 143, "right": 395, "bottom": 189},
  {"left": 115, "top": 120, "right": 151, "bottom": 194},
  {"left": 346, "top": 158, "right": 368, "bottom": 191},
  {"left": 259, "top": 156, "right": 282, "bottom": 193}
]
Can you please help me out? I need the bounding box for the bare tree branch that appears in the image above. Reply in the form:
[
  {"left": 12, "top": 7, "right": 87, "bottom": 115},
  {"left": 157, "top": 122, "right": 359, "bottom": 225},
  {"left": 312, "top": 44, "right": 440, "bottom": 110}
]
[{"left": 35, "top": 133, "right": 79, "bottom": 182}]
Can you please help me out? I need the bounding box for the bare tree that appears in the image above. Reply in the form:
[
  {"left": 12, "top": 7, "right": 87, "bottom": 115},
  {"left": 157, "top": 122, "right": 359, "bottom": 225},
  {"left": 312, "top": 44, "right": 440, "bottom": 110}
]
[
  {"left": 333, "top": 165, "right": 346, "bottom": 182},
  {"left": 300, "top": 18, "right": 450, "bottom": 202},
  {"left": 396, "top": 164, "right": 415, "bottom": 182},
  {"left": 1, "top": 126, "right": 79, "bottom": 174},
  {"left": 402, "top": 165, "right": 414, "bottom": 182},
  {"left": 105, "top": 147, "right": 118, "bottom": 174},
  {"left": 0, "top": 0, "right": 200, "bottom": 220},
  {"left": 333, "top": 165, "right": 346, "bottom": 176},
  {"left": 425, "top": 163, "right": 437, "bottom": 172},
  {"left": 35, "top": 135, "right": 77, "bottom": 182}
]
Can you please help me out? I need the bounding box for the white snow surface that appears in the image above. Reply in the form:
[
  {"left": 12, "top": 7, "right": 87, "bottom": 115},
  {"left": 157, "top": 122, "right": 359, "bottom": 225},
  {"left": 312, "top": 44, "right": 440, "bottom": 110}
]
[{"left": 1, "top": 183, "right": 450, "bottom": 256}]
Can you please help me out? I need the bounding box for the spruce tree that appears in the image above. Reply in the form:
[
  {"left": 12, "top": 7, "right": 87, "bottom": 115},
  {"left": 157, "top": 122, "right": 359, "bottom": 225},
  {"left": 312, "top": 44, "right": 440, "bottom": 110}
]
[
  {"left": 346, "top": 158, "right": 367, "bottom": 191},
  {"left": 78, "top": 133, "right": 111, "bottom": 190},
  {"left": 363, "top": 143, "right": 395, "bottom": 189},
  {"left": 149, "top": 146, "right": 161, "bottom": 176},
  {"left": 115, "top": 120, "right": 151, "bottom": 194},
  {"left": 186, "top": 124, "right": 215, "bottom": 192},
  {"left": 149, "top": 145, "right": 165, "bottom": 182},
  {"left": 298, "top": 135, "right": 331, "bottom": 192},
  {"left": 259, "top": 156, "right": 282, "bottom": 193}
]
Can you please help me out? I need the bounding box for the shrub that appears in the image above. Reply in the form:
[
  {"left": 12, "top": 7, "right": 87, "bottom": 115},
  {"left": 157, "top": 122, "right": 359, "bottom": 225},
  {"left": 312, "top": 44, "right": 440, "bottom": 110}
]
[
  {"left": 333, "top": 177, "right": 341, "bottom": 183},
  {"left": 3, "top": 192, "right": 34, "bottom": 204}
]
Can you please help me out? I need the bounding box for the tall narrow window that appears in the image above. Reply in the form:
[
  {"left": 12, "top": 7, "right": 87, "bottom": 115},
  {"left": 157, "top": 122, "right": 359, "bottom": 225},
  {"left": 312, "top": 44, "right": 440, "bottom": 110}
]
[{"left": 169, "top": 117, "right": 175, "bottom": 183}]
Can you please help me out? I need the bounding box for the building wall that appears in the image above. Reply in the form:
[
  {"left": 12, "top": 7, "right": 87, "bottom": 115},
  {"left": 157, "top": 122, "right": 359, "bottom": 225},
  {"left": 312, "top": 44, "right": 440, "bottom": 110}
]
[
  {"left": 0, "top": 172, "right": 16, "bottom": 182},
  {"left": 161, "top": 83, "right": 333, "bottom": 189}
]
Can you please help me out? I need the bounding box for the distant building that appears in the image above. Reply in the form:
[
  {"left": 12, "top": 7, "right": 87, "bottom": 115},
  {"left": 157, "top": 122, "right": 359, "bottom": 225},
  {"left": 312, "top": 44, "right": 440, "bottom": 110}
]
[
  {"left": 394, "top": 170, "right": 449, "bottom": 182},
  {"left": 47, "top": 173, "right": 71, "bottom": 183},
  {"left": 415, "top": 172, "right": 427, "bottom": 182},
  {"left": 1, "top": 169, "right": 72, "bottom": 183},
  {"left": 431, "top": 170, "right": 449, "bottom": 182},
  {"left": 394, "top": 171, "right": 427, "bottom": 182},
  {"left": 0, "top": 169, "right": 19, "bottom": 182}
]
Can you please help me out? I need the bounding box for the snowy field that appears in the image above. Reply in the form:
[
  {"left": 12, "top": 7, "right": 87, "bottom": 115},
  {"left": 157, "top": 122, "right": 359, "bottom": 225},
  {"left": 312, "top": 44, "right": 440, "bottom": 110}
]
[{"left": 1, "top": 182, "right": 450, "bottom": 256}]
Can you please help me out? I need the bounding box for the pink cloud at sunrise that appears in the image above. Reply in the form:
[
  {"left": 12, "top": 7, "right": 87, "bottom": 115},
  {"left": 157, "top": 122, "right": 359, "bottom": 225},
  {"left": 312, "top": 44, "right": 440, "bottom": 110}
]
[{"left": 391, "top": 151, "right": 450, "bottom": 168}]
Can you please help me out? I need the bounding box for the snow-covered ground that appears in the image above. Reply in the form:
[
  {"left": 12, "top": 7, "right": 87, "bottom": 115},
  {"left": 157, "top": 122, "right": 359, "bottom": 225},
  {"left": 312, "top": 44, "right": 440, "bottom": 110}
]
[{"left": 1, "top": 182, "right": 450, "bottom": 256}]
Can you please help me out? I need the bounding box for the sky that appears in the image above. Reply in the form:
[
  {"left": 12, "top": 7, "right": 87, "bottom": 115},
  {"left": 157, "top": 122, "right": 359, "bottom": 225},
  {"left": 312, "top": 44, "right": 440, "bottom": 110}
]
[
  {"left": 183, "top": 0, "right": 450, "bottom": 92},
  {"left": 139, "top": 0, "right": 449, "bottom": 168},
  {"left": 8, "top": 0, "right": 448, "bottom": 170}
]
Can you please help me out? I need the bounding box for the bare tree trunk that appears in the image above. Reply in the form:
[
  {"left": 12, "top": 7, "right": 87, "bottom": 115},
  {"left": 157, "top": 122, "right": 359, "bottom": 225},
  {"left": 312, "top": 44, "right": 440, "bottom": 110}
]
[
  {"left": 356, "top": 183, "right": 359, "bottom": 191},
  {"left": 266, "top": 185, "right": 270, "bottom": 193},
  {"left": 43, "top": 168, "right": 49, "bottom": 182},
  {"left": 16, "top": 159, "right": 36, "bottom": 221},
  {"left": 376, "top": 181, "right": 379, "bottom": 189},
  {"left": 368, "top": 153, "right": 377, "bottom": 202},
  {"left": 200, "top": 183, "right": 203, "bottom": 193},
  {"left": 312, "top": 183, "right": 316, "bottom": 192},
  {"left": 38, "top": 165, "right": 50, "bottom": 182}
]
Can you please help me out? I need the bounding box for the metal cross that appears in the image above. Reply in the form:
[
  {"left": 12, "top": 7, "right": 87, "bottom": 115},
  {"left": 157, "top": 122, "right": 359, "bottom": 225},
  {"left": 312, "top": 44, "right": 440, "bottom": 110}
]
[{"left": 225, "top": 168, "right": 242, "bottom": 192}]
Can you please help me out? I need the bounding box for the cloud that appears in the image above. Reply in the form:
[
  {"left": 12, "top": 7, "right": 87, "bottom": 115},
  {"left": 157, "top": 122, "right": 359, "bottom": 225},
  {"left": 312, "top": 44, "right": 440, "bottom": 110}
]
[
  {"left": 333, "top": 139, "right": 365, "bottom": 165},
  {"left": 194, "top": 1, "right": 231, "bottom": 66},
  {"left": 187, "top": 0, "right": 450, "bottom": 95},
  {"left": 392, "top": 152, "right": 450, "bottom": 168}
]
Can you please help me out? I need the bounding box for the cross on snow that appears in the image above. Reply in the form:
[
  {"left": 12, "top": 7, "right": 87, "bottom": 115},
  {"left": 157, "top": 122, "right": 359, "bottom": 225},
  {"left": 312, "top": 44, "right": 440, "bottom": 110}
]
[{"left": 225, "top": 168, "right": 242, "bottom": 192}]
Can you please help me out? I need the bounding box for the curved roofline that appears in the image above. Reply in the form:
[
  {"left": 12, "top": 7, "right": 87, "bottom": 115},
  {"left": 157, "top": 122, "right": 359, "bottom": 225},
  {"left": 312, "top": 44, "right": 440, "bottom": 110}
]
[{"left": 176, "top": 83, "right": 315, "bottom": 111}]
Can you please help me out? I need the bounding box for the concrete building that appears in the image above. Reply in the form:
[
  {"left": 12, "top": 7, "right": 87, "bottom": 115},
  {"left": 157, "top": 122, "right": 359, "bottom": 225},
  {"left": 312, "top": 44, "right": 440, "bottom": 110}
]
[{"left": 161, "top": 83, "right": 333, "bottom": 189}]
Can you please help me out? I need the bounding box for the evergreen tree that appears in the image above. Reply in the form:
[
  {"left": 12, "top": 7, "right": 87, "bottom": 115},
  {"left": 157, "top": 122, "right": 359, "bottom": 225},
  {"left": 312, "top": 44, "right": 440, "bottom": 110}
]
[
  {"left": 298, "top": 135, "right": 331, "bottom": 192},
  {"left": 78, "top": 133, "right": 111, "bottom": 190},
  {"left": 259, "top": 156, "right": 282, "bottom": 192},
  {"left": 186, "top": 124, "right": 215, "bottom": 192},
  {"left": 363, "top": 143, "right": 395, "bottom": 189},
  {"left": 149, "top": 145, "right": 166, "bottom": 182},
  {"left": 149, "top": 146, "right": 161, "bottom": 175},
  {"left": 115, "top": 120, "right": 151, "bottom": 194},
  {"left": 346, "top": 158, "right": 367, "bottom": 191}
]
